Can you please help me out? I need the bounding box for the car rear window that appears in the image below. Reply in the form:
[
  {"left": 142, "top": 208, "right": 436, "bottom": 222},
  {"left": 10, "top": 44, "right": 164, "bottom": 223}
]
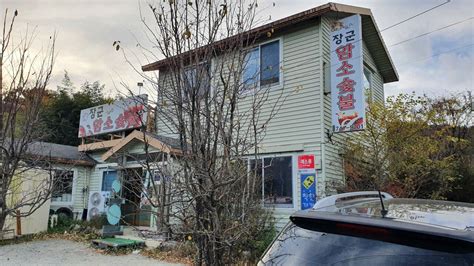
[{"left": 259, "top": 223, "right": 474, "bottom": 265}]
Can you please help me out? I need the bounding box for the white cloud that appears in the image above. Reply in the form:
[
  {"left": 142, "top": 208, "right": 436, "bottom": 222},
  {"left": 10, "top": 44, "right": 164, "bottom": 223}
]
[{"left": 1, "top": 0, "right": 472, "bottom": 99}]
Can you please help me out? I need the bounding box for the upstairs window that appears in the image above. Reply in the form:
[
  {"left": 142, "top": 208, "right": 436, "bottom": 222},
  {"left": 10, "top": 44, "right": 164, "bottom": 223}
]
[
  {"left": 363, "top": 67, "right": 372, "bottom": 103},
  {"left": 260, "top": 41, "right": 280, "bottom": 86},
  {"left": 183, "top": 62, "right": 210, "bottom": 101},
  {"left": 243, "top": 48, "right": 259, "bottom": 87},
  {"left": 242, "top": 40, "right": 281, "bottom": 91}
]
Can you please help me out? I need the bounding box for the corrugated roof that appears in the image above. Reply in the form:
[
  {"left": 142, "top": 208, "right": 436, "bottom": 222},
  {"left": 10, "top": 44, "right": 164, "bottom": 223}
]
[
  {"left": 27, "top": 141, "right": 96, "bottom": 166},
  {"left": 141, "top": 2, "right": 398, "bottom": 83}
]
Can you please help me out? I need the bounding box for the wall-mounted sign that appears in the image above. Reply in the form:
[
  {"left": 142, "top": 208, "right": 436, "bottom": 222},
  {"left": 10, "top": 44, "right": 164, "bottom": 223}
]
[
  {"left": 330, "top": 14, "right": 365, "bottom": 133},
  {"left": 298, "top": 154, "right": 315, "bottom": 169},
  {"left": 301, "top": 172, "right": 316, "bottom": 210},
  {"left": 78, "top": 94, "right": 148, "bottom": 137}
]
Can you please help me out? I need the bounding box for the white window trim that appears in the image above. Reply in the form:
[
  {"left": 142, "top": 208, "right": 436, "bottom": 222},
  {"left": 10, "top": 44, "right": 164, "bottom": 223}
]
[
  {"left": 247, "top": 153, "right": 297, "bottom": 210},
  {"left": 363, "top": 63, "right": 374, "bottom": 103},
  {"left": 101, "top": 169, "right": 120, "bottom": 192},
  {"left": 181, "top": 61, "right": 211, "bottom": 101},
  {"left": 51, "top": 168, "right": 77, "bottom": 206},
  {"left": 241, "top": 37, "right": 284, "bottom": 95}
]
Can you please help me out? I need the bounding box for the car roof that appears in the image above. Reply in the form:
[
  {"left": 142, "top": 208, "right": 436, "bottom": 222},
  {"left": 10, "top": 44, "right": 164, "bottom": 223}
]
[
  {"left": 291, "top": 209, "right": 474, "bottom": 245},
  {"left": 291, "top": 192, "right": 474, "bottom": 244},
  {"left": 314, "top": 198, "right": 474, "bottom": 231},
  {"left": 310, "top": 192, "right": 474, "bottom": 231}
]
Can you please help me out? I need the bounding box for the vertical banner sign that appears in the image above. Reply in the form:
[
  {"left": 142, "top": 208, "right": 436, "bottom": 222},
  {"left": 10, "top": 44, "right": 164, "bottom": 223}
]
[
  {"left": 330, "top": 15, "right": 365, "bottom": 133},
  {"left": 301, "top": 172, "right": 316, "bottom": 210}
]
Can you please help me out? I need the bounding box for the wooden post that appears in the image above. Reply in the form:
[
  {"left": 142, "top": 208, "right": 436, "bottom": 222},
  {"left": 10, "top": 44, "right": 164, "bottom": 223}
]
[{"left": 16, "top": 210, "right": 21, "bottom": 236}]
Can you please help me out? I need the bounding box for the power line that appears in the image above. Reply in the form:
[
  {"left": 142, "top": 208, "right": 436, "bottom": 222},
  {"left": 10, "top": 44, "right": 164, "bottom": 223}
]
[
  {"left": 381, "top": 0, "right": 451, "bottom": 32},
  {"left": 389, "top": 17, "right": 474, "bottom": 47},
  {"left": 305, "top": 1, "right": 457, "bottom": 71},
  {"left": 378, "top": 42, "right": 474, "bottom": 73},
  {"left": 287, "top": 13, "right": 474, "bottom": 75}
]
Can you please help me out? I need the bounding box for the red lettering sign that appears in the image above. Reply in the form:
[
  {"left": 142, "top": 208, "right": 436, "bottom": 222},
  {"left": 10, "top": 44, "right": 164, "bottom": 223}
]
[
  {"left": 335, "top": 43, "right": 354, "bottom": 61},
  {"left": 298, "top": 154, "right": 315, "bottom": 169}
]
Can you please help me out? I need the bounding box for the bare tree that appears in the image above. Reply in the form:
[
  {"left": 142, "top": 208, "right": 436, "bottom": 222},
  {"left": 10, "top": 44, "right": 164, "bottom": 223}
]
[
  {"left": 0, "top": 9, "right": 56, "bottom": 231},
  {"left": 110, "top": 1, "right": 289, "bottom": 264}
]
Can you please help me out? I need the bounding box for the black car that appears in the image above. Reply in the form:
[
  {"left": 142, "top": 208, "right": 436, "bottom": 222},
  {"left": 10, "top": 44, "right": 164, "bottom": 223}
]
[{"left": 259, "top": 191, "right": 474, "bottom": 265}]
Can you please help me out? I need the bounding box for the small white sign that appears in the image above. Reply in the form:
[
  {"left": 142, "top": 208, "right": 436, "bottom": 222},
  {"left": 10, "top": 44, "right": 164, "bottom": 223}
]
[{"left": 330, "top": 15, "right": 365, "bottom": 133}]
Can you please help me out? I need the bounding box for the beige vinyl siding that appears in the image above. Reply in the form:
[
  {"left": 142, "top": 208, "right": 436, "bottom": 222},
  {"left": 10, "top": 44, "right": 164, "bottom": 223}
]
[
  {"left": 156, "top": 23, "right": 324, "bottom": 151},
  {"left": 157, "top": 70, "right": 180, "bottom": 139},
  {"left": 363, "top": 41, "right": 385, "bottom": 103},
  {"left": 125, "top": 140, "right": 161, "bottom": 155},
  {"left": 89, "top": 165, "right": 105, "bottom": 193},
  {"left": 259, "top": 23, "right": 323, "bottom": 152},
  {"left": 72, "top": 166, "right": 90, "bottom": 212}
]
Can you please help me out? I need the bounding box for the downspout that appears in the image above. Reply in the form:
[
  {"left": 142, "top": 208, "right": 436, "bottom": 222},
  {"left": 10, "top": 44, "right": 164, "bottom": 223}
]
[{"left": 318, "top": 17, "right": 327, "bottom": 199}]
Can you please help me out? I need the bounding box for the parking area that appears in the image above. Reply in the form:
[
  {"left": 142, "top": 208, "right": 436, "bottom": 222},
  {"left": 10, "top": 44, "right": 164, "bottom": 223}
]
[{"left": 0, "top": 239, "right": 182, "bottom": 266}]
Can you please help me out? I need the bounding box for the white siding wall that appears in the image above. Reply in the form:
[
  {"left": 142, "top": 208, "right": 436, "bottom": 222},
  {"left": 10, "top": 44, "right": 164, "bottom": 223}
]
[
  {"left": 72, "top": 166, "right": 90, "bottom": 213},
  {"left": 258, "top": 23, "right": 323, "bottom": 151},
  {"left": 153, "top": 15, "right": 387, "bottom": 230}
]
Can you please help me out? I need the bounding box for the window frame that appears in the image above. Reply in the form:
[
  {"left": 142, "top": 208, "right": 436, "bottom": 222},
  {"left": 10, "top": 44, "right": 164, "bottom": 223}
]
[
  {"left": 241, "top": 38, "right": 283, "bottom": 94},
  {"left": 181, "top": 61, "right": 211, "bottom": 102},
  {"left": 51, "top": 168, "right": 76, "bottom": 205},
  {"left": 363, "top": 63, "right": 374, "bottom": 104},
  {"left": 247, "top": 154, "right": 296, "bottom": 209},
  {"left": 101, "top": 170, "right": 118, "bottom": 192}
]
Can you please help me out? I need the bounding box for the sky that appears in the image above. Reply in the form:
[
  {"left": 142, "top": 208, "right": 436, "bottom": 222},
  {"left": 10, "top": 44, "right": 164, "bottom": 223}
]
[{"left": 1, "top": 0, "right": 473, "bottom": 99}]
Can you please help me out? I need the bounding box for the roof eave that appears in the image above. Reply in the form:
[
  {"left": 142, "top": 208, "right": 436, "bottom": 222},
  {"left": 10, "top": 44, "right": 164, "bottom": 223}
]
[{"left": 141, "top": 2, "right": 398, "bottom": 83}]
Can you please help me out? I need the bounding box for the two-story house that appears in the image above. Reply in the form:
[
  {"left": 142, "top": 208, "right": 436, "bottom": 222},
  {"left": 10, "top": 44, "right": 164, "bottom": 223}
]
[{"left": 141, "top": 2, "right": 398, "bottom": 228}]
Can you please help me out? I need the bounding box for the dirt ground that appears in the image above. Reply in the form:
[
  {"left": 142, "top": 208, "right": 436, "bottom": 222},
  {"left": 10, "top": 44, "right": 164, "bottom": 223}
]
[{"left": 0, "top": 239, "right": 183, "bottom": 266}]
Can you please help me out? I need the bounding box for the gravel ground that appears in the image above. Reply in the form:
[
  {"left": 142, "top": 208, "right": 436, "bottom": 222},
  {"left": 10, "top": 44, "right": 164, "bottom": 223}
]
[{"left": 0, "top": 239, "right": 182, "bottom": 266}]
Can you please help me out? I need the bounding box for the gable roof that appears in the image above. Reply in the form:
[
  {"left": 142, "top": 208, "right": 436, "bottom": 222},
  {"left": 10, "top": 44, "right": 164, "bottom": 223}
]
[
  {"left": 101, "top": 130, "right": 182, "bottom": 161},
  {"left": 141, "top": 2, "right": 398, "bottom": 83}
]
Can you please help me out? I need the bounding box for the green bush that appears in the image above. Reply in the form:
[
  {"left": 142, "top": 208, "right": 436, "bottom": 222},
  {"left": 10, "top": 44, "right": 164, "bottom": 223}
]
[
  {"left": 48, "top": 214, "right": 107, "bottom": 233},
  {"left": 48, "top": 215, "right": 75, "bottom": 233},
  {"left": 252, "top": 226, "right": 277, "bottom": 259},
  {"left": 85, "top": 215, "right": 107, "bottom": 229}
]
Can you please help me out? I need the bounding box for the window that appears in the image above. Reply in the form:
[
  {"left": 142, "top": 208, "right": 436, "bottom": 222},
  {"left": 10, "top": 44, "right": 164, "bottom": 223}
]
[
  {"left": 102, "top": 171, "right": 118, "bottom": 192},
  {"left": 52, "top": 170, "right": 74, "bottom": 202},
  {"left": 323, "top": 61, "right": 330, "bottom": 94},
  {"left": 243, "top": 48, "right": 259, "bottom": 87},
  {"left": 363, "top": 67, "right": 372, "bottom": 103},
  {"left": 260, "top": 41, "right": 280, "bottom": 85},
  {"left": 242, "top": 40, "right": 281, "bottom": 90},
  {"left": 183, "top": 62, "right": 210, "bottom": 101},
  {"left": 249, "top": 156, "right": 293, "bottom": 208}
]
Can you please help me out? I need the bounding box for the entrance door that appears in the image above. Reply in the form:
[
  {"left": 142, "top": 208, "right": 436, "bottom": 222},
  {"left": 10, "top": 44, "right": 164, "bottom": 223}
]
[{"left": 121, "top": 168, "right": 150, "bottom": 227}]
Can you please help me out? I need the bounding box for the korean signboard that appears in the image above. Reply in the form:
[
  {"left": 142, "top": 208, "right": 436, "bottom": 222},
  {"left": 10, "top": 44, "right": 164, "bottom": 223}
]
[
  {"left": 78, "top": 94, "right": 148, "bottom": 138},
  {"left": 330, "top": 15, "right": 365, "bottom": 133},
  {"left": 300, "top": 172, "right": 316, "bottom": 210},
  {"left": 298, "top": 154, "right": 315, "bottom": 169}
]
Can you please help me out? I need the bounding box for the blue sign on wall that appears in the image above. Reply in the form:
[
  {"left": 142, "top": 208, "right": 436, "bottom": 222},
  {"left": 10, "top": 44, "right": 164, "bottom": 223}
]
[{"left": 301, "top": 172, "right": 316, "bottom": 210}]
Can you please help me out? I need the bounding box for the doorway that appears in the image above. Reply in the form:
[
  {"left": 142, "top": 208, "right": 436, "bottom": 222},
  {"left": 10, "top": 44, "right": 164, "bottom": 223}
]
[{"left": 121, "top": 168, "right": 151, "bottom": 227}]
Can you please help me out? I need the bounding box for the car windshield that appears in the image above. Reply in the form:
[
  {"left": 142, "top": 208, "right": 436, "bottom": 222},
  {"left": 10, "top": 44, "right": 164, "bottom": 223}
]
[{"left": 259, "top": 223, "right": 474, "bottom": 265}]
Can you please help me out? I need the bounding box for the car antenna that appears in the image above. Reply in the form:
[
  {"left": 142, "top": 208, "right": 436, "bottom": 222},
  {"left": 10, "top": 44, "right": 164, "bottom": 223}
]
[{"left": 378, "top": 190, "right": 388, "bottom": 218}]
